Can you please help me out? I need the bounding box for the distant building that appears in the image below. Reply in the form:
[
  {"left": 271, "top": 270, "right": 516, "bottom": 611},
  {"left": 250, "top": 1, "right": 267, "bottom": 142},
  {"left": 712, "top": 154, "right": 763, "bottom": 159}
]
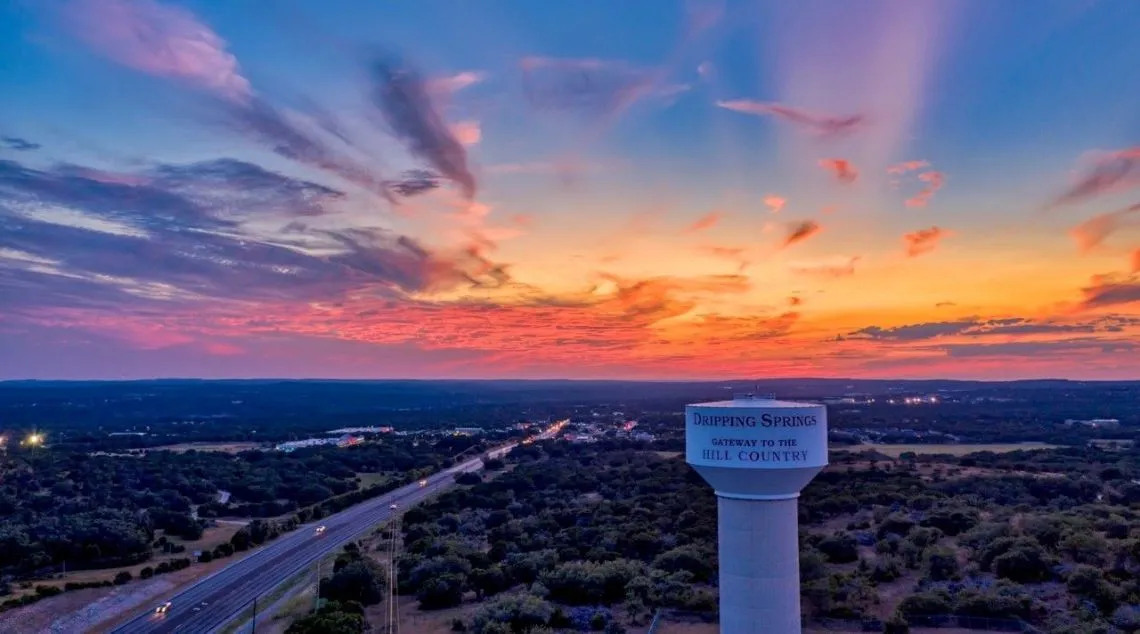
[
  {"left": 453, "top": 427, "right": 484, "bottom": 436},
  {"left": 337, "top": 435, "right": 363, "bottom": 448}
]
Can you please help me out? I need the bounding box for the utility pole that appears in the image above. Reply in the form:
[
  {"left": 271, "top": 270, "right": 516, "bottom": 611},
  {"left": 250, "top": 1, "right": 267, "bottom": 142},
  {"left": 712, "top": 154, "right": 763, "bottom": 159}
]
[
  {"left": 313, "top": 559, "right": 321, "bottom": 614},
  {"left": 250, "top": 595, "right": 257, "bottom": 634}
]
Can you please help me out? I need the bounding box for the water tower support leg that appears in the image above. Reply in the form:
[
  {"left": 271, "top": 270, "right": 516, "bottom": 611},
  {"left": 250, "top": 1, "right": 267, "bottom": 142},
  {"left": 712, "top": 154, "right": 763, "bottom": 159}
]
[{"left": 717, "top": 495, "right": 802, "bottom": 634}]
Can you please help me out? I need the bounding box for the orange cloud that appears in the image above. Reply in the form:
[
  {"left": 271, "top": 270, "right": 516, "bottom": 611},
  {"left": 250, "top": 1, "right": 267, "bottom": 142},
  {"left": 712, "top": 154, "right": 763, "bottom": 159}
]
[
  {"left": 699, "top": 246, "right": 749, "bottom": 271},
  {"left": 685, "top": 211, "right": 724, "bottom": 233},
  {"left": 789, "top": 255, "right": 859, "bottom": 278},
  {"left": 788, "top": 296, "right": 802, "bottom": 306},
  {"left": 905, "top": 171, "right": 945, "bottom": 208},
  {"left": 887, "top": 160, "right": 929, "bottom": 175},
  {"left": 818, "top": 158, "right": 858, "bottom": 184},
  {"left": 903, "top": 226, "right": 949, "bottom": 257},
  {"left": 450, "top": 120, "right": 481, "bottom": 146},
  {"left": 782, "top": 220, "right": 821, "bottom": 247},
  {"left": 764, "top": 195, "right": 786, "bottom": 214},
  {"left": 716, "top": 100, "right": 866, "bottom": 137},
  {"left": 1132, "top": 249, "right": 1140, "bottom": 274},
  {"left": 1068, "top": 204, "right": 1140, "bottom": 252}
]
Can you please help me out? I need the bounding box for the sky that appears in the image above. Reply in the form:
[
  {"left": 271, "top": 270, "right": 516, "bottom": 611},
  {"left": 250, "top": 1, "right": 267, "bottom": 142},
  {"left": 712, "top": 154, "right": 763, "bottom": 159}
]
[{"left": 1, "top": 0, "right": 1140, "bottom": 381}]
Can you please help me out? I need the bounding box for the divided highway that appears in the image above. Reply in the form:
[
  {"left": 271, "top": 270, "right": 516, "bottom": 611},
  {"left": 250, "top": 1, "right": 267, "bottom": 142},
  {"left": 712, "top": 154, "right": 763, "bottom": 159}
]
[{"left": 110, "top": 429, "right": 556, "bottom": 634}]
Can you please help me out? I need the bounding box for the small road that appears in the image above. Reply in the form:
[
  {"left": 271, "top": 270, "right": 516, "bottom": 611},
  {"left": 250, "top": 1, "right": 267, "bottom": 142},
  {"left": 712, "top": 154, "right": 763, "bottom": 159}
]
[{"left": 110, "top": 430, "right": 554, "bottom": 634}]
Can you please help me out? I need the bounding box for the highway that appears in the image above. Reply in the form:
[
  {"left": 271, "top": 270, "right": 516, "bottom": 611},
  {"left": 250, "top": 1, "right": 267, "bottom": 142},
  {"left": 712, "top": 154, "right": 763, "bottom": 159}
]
[{"left": 110, "top": 428, "right": 557, "bottom": 634}]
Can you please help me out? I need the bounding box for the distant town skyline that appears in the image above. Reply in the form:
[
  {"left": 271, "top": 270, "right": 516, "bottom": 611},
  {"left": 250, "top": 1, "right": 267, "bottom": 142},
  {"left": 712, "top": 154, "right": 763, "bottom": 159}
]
[{"left": 1, "top": 0, "right": 1139, "bottom": 380}]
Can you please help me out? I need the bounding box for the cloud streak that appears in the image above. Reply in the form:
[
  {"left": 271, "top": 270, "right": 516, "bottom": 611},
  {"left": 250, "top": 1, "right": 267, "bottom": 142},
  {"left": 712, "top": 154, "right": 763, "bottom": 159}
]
[
  {"left": 1051, "top": 148, "right": 1140, "bottom": 208},
  {"left": 684, "top": 211, "right": 723, "bottom": 234},
  {"left": 372, "top": 56, "right": 478, "bottom": 200},
  {"left": 716, "top": 100, "right": 866, "bottom": 137},
  {"left": 1069, "top": 204, "right": 1140, "bottom": 252},
  {"left": 782, "top": 220, "right": 821, "bottom": 247}
]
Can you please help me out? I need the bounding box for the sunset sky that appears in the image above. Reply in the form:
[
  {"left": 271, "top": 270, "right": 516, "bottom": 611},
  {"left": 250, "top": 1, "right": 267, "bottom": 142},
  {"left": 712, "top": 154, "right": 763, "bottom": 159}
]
[{"left": 2, "top": 0, "right": 1139, "bottom": 380}]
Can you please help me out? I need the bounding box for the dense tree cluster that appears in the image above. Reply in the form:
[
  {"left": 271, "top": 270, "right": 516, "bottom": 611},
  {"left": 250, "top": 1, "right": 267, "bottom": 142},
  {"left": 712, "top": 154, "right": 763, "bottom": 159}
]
[
  {"left": 387, "top": 441, "right": 1140, "bottom": 634},
  {"left": 0, "top": 438, "right": 463, "bottom": 578}
]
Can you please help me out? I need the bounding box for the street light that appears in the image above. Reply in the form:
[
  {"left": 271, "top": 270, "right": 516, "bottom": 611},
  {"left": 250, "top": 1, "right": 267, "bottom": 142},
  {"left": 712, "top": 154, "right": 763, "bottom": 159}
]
[{"left": 25, "top": 433, "right": 43, "bottom": 447}]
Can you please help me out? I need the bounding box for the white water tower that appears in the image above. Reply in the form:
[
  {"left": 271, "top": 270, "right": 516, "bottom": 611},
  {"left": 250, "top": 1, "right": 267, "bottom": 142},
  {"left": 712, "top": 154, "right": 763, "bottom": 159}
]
[{"left": 686, "top": 394, "right": 829, "bottom": 634}]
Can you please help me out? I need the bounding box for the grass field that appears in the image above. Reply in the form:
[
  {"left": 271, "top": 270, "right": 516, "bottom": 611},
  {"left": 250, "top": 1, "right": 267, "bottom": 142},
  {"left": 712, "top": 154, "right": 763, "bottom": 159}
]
[
  {"left": 146, "top": 442, "right": 261, "bottom": 454},
  {"left": 844, "top": 442, "right": 1058, "bottom": 458}
]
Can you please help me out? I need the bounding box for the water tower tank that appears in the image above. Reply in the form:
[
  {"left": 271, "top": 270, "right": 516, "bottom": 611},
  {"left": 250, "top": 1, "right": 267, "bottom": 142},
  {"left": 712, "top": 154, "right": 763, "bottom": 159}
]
[{"left": 685, "top": 395, "right": 829, "bottom": 634}]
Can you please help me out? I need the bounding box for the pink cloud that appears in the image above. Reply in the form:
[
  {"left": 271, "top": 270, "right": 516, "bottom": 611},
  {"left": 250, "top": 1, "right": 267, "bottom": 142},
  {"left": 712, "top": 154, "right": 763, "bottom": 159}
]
[
  {"left": 783, "top": 220, "right": 822, "bottom": 247},
  {"left": 764, "top": 195, "right": 786, "bottom": 214},
  {"left": 450, "top": 120, "right": 482, "bottom": 146},
  {"left": 905, "top": 171, "right": 945, "bottom": 208},
  {"left": 716, "top": 100, "right": 866, "bottom": 137},
  {"left": 426, "top": 71, "right": 486, "bottom": 96},
  {"left": 903, "top": 226, "right": 949, "bottom": 257},
  {"left": 1068, "top": 204, "right": 1140, "bottom": 252},
  {"left": 685, "top": 211, "right": 724, "bottom": 234},
  {"left": 64, "top": 0, "right": 252, "bottom": 104},
  {"left": 818, "top": 158, "right": 858, "bottom": 184}
]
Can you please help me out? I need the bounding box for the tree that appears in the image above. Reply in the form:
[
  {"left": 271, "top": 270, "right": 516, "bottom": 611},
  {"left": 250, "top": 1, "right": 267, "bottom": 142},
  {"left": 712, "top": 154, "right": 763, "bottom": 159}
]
[
  {"left": 285, "top": 608, "right": 363, "bottom": 634},
  {"left": 924, "top": 547, "right": 959, "bottom": 582},
  {"left": 817, "top": 532, "right": 859, "bottom": 564},
  {"left": 321, "top": 559, "right": 387, "bottom": 606}
]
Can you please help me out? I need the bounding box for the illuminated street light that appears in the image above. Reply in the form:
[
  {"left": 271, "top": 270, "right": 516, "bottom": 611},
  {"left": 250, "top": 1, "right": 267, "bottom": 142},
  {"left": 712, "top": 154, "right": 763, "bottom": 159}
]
[{"left": 25, "top": 433, "right": 43, "bottom": 447}]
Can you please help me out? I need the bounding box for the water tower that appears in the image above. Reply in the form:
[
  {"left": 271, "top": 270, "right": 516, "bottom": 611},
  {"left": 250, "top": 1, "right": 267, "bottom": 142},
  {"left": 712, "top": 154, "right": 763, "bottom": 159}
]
[{"left": 686, "top": 394, "right": 829, "bottom": 634}]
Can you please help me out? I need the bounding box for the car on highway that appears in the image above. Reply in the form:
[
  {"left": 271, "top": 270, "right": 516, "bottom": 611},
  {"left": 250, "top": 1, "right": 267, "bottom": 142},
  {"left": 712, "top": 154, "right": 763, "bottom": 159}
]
[
  {"left": 315, "top": 525, "right": 326, "bottom": 535},
  {"left": 390, "top": 503, "right": 398, "bottom": 509},
  {"left": 419, "top": 479, "right": 427, "bottom": 487},
  {"left": 155, "top": 601, "right": 172, "bottom": 615}
]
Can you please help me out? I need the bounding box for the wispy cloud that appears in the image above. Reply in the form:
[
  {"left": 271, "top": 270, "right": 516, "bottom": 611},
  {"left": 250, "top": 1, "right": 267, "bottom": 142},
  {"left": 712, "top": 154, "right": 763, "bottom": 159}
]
[
  {"left": 698, "top": 245, "right": 749, "bottom": 271},
  {"left": 0, "top": 156, "right": 509, "bottom": 316},
  {"left": 372, "top": 56, "right": 477, "bottom": 200},
  {"left": 887, "top": 160, "right": 929, "bottom": 175},
  {"left": 426, "top": 71, "right": 486, "bottom": 97},
  {"left": 789, "top": 255, "right": 859, "bottom": 278},
  {"left": 1051, "top": 148, "right": 1140, "bottom": 208},
  {"left": 684, "top": 211, "right": 723, "bottom": 234},
  {"left": 1078, "top": 273, "right": 1140, "bottom": 310},
  {"left": 1069, "top": 204, "right": 1140, "bottom": 252},
  {"left": 782, "top": 220, "right": 822, "bottom": 247},
  {"left": 818, "top": 158, "right": 858, "bottom": 184},
  {"left": 1, "top": 136, "right": 41, "bottom": 152},
  {"left": 64, "top": 0, "right": 253, "bottom": 104},
  {"left": 903, "top": 226, "right": 949, "bottom": 257},
  {"left": 716, "top": 100, "right": 866, "bottom": 137},
  {"left": 62, "top": 0, "right": 395, "bottom": 202},
  {"left": 847, "top": 315, "right": 1140, "bottom": 341},
  {"left": 521, "top": 57, "right": 690, "bottom": 117},
  {"left": 904, "top": 171, "right": 945, "bottom": 208}
]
